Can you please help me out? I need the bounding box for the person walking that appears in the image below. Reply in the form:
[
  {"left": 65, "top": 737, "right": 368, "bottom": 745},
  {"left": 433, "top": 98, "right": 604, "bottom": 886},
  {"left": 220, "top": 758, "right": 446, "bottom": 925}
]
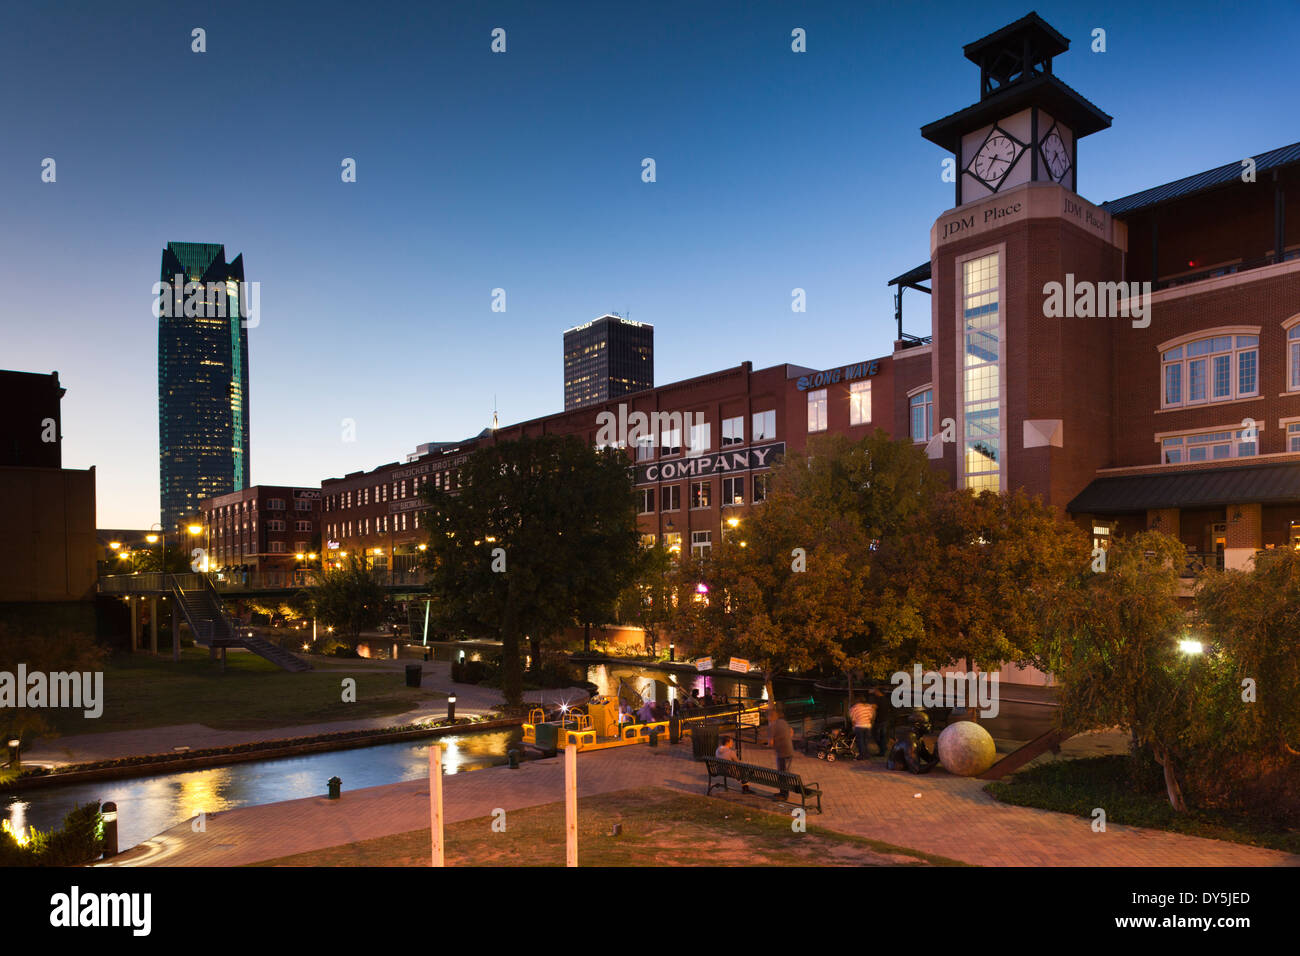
[
  {"left": 849, "top": 695, "right": 878, "bottom": 760},
  {"left": 766, "top": 703, "right": 796, "bottom": 799}
]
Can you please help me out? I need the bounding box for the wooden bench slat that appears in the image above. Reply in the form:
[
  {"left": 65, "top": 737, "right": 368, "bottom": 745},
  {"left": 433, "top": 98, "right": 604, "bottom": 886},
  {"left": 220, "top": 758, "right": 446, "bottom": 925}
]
[{"left": 703, "top": 758, "right": 822, "bottom": 813}]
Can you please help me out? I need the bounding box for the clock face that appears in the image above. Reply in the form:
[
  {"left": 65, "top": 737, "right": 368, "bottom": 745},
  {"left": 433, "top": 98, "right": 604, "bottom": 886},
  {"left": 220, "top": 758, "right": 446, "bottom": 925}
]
[
  {"left": 1041, "top": 128, "right": 1071, "bottom": 182},
  {"left": 969, "top": 127, "right": 1023, "bottom": 190}
]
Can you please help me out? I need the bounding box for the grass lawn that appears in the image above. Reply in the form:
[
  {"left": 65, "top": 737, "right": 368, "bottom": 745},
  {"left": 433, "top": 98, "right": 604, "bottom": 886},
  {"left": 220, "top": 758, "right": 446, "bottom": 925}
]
[
  {"left": 253, "top": 786, "right": 967, "bottom": 867},
  {"left": 986, "top": 755, "right": 1300, "bottom": 855},
  {"left": 42, "top": 647, "right": 447, "bottom": 735}
]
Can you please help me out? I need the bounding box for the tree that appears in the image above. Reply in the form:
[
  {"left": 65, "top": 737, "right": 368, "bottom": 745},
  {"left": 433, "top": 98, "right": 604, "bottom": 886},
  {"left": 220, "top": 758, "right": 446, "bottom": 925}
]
[
  {"left": 614, "top": 542, "right": 676, "bottom": 655},
  {"left": 1192, "top": 548, "right": 1300, "bottom": 822},
  {"left": 880, "top": 487, "right": 1092, "bottom": 678},
  {"left": 672, "top": 431, "right": 945, "bottom": 696},
  {"left": 421, "top": 435, "right": 640, "bottom": 706},
  {"left": 1039, "top": 531, "right": 1194, "bottom": 810},
  {"left": 308, "top": 553, "right": 388, "bottom": 650}
]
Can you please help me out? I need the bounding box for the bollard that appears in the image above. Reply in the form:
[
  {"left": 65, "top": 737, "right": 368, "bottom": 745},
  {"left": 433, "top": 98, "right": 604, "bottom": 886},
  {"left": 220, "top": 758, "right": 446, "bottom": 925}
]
[
  {"left": 447, "top": 694, "right": 457, "bottom": 722},
  {"left": 101, "top": 802, "right": 119, "bottom": 858},
  {"left": 327, "top": 776, "right": 342, "bottom": 799},
  {"left": 6, "top": 737, "right": 19, "bottom": 770},
  {"left": 507, "top": 749, "right": 520, "bottom": 769},
  {"left": 648, "top": 728, "right": 659, "bottom": 748}
]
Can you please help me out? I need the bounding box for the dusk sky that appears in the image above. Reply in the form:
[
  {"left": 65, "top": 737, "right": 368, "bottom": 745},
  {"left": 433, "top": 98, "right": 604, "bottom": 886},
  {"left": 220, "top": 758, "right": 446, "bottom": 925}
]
[{"left": 3, "top": 0, "right": 1296, "bottom": 528}]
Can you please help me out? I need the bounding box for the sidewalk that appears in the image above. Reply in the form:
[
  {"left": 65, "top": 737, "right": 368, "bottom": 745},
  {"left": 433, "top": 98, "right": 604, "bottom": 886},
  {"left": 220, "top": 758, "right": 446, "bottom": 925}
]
[{"left": 107, "top": 739, "right": 1299, "bottom": 868}]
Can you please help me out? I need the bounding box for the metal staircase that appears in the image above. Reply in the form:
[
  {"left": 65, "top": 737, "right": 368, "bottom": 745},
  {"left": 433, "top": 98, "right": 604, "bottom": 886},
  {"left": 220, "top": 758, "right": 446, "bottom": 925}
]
[{"left": 172, "top": 576, "right": 312, "bottom": 672}]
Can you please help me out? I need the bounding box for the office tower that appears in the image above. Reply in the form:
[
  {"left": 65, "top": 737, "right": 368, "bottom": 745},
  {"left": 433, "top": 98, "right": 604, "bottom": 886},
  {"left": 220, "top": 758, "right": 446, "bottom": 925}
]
[
  {"left": 158, "top": 242, "right": 250, "bottom": 532},
  {"left": 563, "top": 314, "right": 654, "bottom": 410}
]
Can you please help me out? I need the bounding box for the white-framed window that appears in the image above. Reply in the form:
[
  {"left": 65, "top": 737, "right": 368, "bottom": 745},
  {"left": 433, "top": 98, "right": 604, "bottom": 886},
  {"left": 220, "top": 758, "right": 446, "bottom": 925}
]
[
  {"left": 752, "top": 409, "right": 776, "bottom": 442},
  {"left": 638, "top": 488, "right": 655, "bottom": 514},
  {"left": 722, "top": 416, "right": 744, "bottom": 446},
  {"left": 691, "top": 530, "right": 712, "bottom": 559},
  {"left": 664, "top": 532, "right": 682, "bottom": 557},
  {"left": 1289, "top": 323, "right": 1300, "bottom": 392},
  {"left": 807, "top": 389, "right": 828, "bottom": 432},
  {"left": 1160, "top": 426, "right": 1260, "bottom": 463},
  {"left": 1287, "top": 421, "right": 1300, "bottom": 453},
  {"left": 640, "top": 533, "right": 657, "bottom": 549},
  {"left": 294, "top": 499, "right": 312, "bottom": 512},
  {"left": 661, "top": 428, "right": 681, "bottom": 456},
  {"left": 296, "top": 520, "right": 311, "bottom": 532},
  {"left": 849, "top": 380, "right": 871, "bottom": 426},
  {"left": 689, "top": 421, "right": 710, "bottom": 453},
  {"left": 270, "top": 542, "right": 286, "bottom": 553},
  {"left": 961, "top": 251, "right": 1001, "bottom": 493},
  {"left": 267, "top": 519, "right": 286, "bottom": 531},
  {"left": 636, "top": 435, "right": 654, "bottom": 461},
  {"left": 690, "top": 480, "right": 712, "bottom": 509},
  {"left": 267, "top": 498, "right": 285, "bottom": 510},
  {"left": 910, "top": 388, "right": 934, "bottom": 442},
  {"left": 721, "top": 475, "right": 744, "bottom": 506},
  {"left": 661, "top": 485, "right": 681, "bottom": 511},
  {"left": 753, "top": 473, "right": 772, "bottom": 503},
  {"left": 1161, "top": 333, "right": 1259, "bottom": 407},
  {"left": 295, "top": 541, "right": 308, "bottom": 552}
]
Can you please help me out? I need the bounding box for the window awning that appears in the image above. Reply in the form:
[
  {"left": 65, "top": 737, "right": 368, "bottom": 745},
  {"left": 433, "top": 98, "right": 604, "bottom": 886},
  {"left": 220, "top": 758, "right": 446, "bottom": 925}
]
[{"left": 1067, "top": 461, "right": 1300, "bottom": 515}]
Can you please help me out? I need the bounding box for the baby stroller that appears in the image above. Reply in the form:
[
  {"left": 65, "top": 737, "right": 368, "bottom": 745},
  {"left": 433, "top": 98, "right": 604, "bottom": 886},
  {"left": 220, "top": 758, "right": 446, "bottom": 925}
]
[{"left": 810, "top": 725, "right": 858, "bottom": 762}]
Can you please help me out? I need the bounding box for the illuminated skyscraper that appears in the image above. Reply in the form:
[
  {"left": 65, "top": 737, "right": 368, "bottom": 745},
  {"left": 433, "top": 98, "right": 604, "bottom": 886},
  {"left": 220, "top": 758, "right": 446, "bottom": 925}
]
[
  {"left": 157, "top": 242, "right": 250, "bottom": 532},
  {"left": 562, "top": 314, "right": 654, "bottom": 410}
]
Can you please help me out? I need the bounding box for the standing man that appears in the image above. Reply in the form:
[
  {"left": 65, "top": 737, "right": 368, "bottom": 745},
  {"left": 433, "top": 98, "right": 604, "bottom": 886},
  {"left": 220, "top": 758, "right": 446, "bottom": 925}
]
[
  {"left": 849, "top": 695, "right": 877, "bottom": 760},
  {"left": 766, "top": 703, "right": 796, "bottom": 799}
]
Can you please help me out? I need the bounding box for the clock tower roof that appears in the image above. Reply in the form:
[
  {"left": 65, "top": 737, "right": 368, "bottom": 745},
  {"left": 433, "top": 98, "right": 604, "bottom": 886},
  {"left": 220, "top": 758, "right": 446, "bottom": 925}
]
[{"left": 921, "top": 13, "right": 1111, "bottom": 154}]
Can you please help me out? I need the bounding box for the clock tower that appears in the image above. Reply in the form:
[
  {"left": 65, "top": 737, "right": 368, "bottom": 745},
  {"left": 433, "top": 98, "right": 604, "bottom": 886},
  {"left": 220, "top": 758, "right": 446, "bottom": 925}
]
[
  {"left": 921, "top": 11, "right": 1111, "bottom": 205},
  {"left": 915, "top": 12, "right": 1128, "bottom": 506}
]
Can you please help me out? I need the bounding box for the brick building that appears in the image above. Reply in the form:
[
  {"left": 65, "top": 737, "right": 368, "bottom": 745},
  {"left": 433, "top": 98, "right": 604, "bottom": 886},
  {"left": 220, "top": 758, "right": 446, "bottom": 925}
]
[{"left": 199, "top": 485, "right": 321, "bottom": 585}]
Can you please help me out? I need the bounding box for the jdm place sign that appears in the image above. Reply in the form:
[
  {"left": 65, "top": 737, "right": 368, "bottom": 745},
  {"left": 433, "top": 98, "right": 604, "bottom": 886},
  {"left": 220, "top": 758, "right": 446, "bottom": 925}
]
[
  {"left": 634, "top": 441, "right": 784, "bottom": 486},
  {"left": 728, "top": 657, "right": 750, "bottom": 673}
]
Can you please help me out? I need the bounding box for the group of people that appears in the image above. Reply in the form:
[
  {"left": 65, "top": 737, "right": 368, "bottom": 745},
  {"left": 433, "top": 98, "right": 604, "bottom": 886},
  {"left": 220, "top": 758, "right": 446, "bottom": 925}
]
[{"left": 616, "top": 689, "right": 725, "bottom": 726}]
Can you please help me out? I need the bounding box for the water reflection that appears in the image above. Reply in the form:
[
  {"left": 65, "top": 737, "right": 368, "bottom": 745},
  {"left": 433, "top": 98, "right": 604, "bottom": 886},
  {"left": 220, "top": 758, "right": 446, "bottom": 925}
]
[{"left": 2, "top": 728, "right": 522, "bottom": 853}]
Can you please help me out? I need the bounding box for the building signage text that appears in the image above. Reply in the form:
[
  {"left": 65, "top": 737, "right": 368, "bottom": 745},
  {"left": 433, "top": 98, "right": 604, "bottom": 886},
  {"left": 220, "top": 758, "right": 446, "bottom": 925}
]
[
  {"left": 634, "top": 441, "right": 785, "bottom": 486},
  {"left": 796, "top": 361, "right": 879, "bottom": 391}
]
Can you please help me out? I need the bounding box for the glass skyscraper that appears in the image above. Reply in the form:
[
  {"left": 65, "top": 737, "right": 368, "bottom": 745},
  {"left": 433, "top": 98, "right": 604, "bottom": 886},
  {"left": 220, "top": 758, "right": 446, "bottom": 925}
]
[
  {"left": 562, "top": 314, "right": 654, "bottom": 410},
  {"left": 158, "top": 242, "right": 250, "bottom": 531}
]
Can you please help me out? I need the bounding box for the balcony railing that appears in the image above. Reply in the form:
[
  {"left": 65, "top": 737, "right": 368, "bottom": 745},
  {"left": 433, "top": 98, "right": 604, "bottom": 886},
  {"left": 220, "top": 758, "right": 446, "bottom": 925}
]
[
  {"left": 1156, "top": 252, "right": 1299, "bottom": 292},
  {"left": 1180, "top": 551, "right": 1225, "bottom": 577}
]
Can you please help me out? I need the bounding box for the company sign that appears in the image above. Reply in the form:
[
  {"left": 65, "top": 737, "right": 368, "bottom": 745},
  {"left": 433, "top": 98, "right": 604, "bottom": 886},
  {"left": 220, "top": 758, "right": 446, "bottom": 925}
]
[
  {"left": 634, "top": 442, "right": 784, "bottom": 486},
  {"left": 796, "top": 361, "right": 879, "bottom": 391}
]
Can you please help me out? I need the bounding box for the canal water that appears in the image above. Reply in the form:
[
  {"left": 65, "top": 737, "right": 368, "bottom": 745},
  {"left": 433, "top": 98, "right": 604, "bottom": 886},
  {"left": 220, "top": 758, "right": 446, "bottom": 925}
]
[{"left": 3, "top": 727, "right": 522, "bottom": 853}]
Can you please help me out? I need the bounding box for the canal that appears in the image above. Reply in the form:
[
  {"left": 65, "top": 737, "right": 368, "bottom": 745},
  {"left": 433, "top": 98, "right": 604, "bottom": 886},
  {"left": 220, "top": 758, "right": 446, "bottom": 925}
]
[{"left": 3, "top": 727, "right": 523, "bottom": 853}]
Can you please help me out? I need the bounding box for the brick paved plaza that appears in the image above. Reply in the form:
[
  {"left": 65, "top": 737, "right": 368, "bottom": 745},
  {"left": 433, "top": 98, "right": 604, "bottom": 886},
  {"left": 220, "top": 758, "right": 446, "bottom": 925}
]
[{"left": 106, "top": 739, "right": 1300, "bottom": 868}]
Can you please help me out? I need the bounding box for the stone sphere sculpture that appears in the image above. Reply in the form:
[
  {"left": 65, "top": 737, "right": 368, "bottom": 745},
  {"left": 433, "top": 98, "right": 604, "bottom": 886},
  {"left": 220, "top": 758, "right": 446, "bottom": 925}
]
[{"left": 937, "top": 720, "right": 997, "bottom": 776}]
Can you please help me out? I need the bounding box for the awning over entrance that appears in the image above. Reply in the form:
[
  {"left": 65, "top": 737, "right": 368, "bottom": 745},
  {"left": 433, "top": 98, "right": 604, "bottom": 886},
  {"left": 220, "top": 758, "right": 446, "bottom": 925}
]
[{"left": 1067, "top": 461, "right": 1300, "bottom": 514}]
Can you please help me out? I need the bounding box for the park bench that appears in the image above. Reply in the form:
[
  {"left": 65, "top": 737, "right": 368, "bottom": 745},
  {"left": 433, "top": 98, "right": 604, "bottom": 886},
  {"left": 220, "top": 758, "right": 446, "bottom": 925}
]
[{"left": 703, "top": 758, "right": 822, "bottom": 813}]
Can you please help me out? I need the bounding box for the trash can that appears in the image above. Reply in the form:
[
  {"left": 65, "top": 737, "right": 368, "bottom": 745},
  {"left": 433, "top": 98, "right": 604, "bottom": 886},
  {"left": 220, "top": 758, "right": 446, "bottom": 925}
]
[
  {"left": 405, "top": 664, "right": 423, "bottom": 688},
  {"left": 692, "top": 723, "right": 721, "bottom": 760},
  {"left": 534, "top": 721, "right": 559, "bottom": 757}
]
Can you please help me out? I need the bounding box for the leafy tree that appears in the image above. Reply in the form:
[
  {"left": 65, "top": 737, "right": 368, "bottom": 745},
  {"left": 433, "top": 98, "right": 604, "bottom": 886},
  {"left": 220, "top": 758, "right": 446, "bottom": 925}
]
[
  {"left": 308, "top": 553, "right": 388, "bottom": 650},
  {"left": 880, "top": 487, "right": 1092, "bottom": 677},
  {"left": 614, "top": 543, "right": 676, "bottom": 655},
  {"left": 672, "top": 431, "right": 944, "bottom": 695},
  {"left": 1192, "top": 548, "right": 1300, "bottom": 822},
  {"left": 1040, "top": 531, "right": 1194, "bottom": 810},
  {"left": 420, "top": 435, "right": 640, "bottom": 706}
]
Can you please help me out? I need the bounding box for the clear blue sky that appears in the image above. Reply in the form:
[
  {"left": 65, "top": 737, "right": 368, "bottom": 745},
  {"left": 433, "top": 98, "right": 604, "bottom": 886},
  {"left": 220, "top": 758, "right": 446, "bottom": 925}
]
[{"left": 2, "top": 0, "right": 1296, "bottom": 527}]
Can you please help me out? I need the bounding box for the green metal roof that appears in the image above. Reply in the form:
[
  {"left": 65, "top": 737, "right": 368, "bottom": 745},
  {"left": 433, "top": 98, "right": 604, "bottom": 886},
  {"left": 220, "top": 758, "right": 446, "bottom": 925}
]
[
  {"left": 1068, "top": 461, "right": 1300, "bottom": 514},
  {"left": 166, "top": 242, "right": 225, "bottom": 281}
]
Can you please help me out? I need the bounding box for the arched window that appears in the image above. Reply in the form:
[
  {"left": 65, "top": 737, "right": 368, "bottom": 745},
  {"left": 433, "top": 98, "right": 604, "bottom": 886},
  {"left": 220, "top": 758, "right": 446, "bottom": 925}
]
[{"left": 1159, "top": 329, "right": 1259, "bottom": 408}]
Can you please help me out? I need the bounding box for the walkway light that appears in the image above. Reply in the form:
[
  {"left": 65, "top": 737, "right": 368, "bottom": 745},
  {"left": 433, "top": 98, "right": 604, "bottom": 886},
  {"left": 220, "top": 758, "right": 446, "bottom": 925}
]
[
  {"left": 145, "top": 534, "right": 158, "bottom": 544},
  {"left": 101, "top": 802, "right": 119, "bottom": 857},
  {"left": 726, "top": 517, "right": 740, "bottom": 528},
  {"left": 187, "top": 524, "right": 202, "bottom": 536},
  {"left": 1179, "top": 639, "right": 1204, "bottom": 655}
]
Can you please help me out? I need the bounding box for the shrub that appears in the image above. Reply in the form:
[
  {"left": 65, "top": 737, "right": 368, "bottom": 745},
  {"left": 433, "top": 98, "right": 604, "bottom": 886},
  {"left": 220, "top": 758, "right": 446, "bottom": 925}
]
[{"left": 0, "top": 801, "right": 103, "bottom": 866}]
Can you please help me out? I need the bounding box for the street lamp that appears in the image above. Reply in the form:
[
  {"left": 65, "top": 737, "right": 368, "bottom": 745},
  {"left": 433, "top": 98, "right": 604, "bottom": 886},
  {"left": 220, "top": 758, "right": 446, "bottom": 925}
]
[
  {"left": 147, "top": 523, "right": 164, "bottom": 574},
  {"left": 1178, "top": 639, "right": 1205, "bottom": 655}
]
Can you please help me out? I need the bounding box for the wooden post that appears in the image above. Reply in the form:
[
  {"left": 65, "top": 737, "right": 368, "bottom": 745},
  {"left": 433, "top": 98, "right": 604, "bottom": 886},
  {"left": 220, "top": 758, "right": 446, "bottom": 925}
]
[
  {"left": 429, "top": 744, "right": 444, "bottom": 867},
  {"left": 565, "top": 743, "right": 578, "bottom": 867}
]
